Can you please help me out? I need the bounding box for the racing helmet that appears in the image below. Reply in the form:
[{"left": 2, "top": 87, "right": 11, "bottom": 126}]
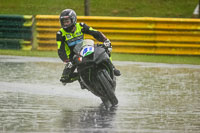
[{"left": 59, "top": 9, "right": 77, "bottom": 32}]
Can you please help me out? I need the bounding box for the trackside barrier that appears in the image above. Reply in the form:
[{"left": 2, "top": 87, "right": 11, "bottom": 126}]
[
  {"left": 36, "top": 15, "right": 200, "bottom": 55},
  {"left": 0, "top": 15, "right": 33, "bottom": 50}
]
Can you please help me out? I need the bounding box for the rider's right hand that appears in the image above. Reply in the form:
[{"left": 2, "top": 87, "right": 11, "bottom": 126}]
[{"left": 65, "top": 62, "right": 73, "bottom": 68}]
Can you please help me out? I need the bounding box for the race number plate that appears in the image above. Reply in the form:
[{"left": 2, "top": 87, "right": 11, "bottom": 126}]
[{"left": 80, "top": 46, "right": 94, "bottom": 57}]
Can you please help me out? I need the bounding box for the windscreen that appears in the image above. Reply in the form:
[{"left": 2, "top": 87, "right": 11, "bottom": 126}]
[{"left": 73, "top": 39, "right": 94, "bottom": 54}]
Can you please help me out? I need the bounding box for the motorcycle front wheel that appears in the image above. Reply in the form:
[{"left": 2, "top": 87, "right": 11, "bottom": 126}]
[{"left": 97, "top": 69, "right": 118, "bottom": 106}]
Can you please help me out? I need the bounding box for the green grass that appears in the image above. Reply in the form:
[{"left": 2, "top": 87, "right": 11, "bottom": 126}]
[
  {"left": 0, "top": 0, "right": 198, "bottom": 18},
  {"left": 113, "top": 53, "right": 200, "bottom": 65},
  {"left": 0, "top": 49, "right": 58, "bottom": 58},
  {"left": 1, "top": 49, "right": 200, "bottom": 65}
]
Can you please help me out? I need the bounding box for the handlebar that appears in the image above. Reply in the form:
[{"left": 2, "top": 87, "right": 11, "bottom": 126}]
[{"left": 97, "top": 43, "right": 112, "bottom": 54}]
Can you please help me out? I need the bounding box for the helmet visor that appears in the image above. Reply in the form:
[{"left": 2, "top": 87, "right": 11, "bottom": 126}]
[{"left": 60, "top": 16, "right": 72, "bottom": 28}]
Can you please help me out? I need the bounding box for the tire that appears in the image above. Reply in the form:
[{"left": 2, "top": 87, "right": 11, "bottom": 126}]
[{"left": 98, "top": 69, "right": 118, "bottom": 106}]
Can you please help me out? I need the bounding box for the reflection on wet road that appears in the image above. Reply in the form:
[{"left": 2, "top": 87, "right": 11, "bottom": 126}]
[{"left": 0, "top": 55, "right": 200, "bottom": 133}]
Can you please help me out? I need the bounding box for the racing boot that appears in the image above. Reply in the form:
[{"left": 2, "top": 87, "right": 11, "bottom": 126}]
[
  {"left": 60, "top": 71, "right": 71, "bottom": 85},
  {"left": 60, "top": 62, "right": 74, "bottom": 85},
  {"left": 113, "top": 66, "right": 121, "bottom": 76}
]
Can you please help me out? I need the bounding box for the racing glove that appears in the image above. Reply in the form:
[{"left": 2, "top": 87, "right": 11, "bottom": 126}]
[
  {"left": 104, "top": 39, "right": 111, "bottom": 47},
  {"left": 104, "top": 39, "right": 112, "bottom": 52}
]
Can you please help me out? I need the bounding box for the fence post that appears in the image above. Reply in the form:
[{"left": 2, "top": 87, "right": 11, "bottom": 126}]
[
  {"left": 199, "top": 0, "right": 200, "bottom": 18},
  {"left": 84, "top": 0, "right": 90, "bottom": 16}
]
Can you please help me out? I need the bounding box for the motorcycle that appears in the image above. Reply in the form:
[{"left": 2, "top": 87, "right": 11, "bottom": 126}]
[{"left": 72, "top": 39, "right": 118, "bottom": 107}]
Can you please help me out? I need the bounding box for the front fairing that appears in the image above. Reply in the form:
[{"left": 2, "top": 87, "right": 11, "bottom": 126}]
[
  {"left": 74, "top": 42, "right": 115, "bottom": 97},
  {"left": 73, "top": 39, "right": 95, "bottom": 56}
]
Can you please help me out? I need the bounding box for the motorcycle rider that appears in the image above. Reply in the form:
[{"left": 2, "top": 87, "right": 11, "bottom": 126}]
[{"left": 56, "top": 9, "right": 121, "bottom": 88}]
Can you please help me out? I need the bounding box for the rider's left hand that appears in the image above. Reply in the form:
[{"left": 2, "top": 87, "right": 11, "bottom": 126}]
[{"left": 104, "top": 39, "right": 111, "bottom": 48}]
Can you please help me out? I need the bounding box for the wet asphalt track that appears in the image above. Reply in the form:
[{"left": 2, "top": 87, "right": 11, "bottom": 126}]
[{"left": 0, "top": 55, "right": 200, "bottom": 133}]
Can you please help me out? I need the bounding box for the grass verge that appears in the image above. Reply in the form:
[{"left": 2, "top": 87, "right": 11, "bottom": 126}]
[
  {"left": 1, "top": 49, "right": 200, "bottom": 65},
  {"left": 0, "top": 0, "right": 198, "bottom": 18}
]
